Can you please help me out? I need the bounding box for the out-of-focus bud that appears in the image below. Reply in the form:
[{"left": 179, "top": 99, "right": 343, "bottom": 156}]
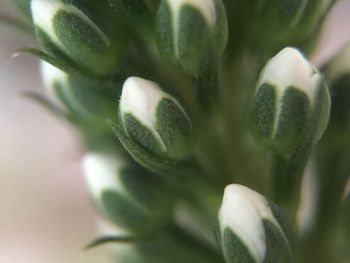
[
  {"left": 250, "top": 47, "right": 330, "bottom": 155},
  {"left": 40, "top": 61, "right": 115, "bottom": 126},
  {"left": 323, "top": 43, "right": 350, "bottom": 130},
  {"left": 119, "top": 76, "right": 193, "bottom": 160},
  {"left": 254, "top": 1, "right": 336, "bottom": 49},
  {"left": 216, "top": 184, "right": 292, "bottom": 263},
  {"left": 83, "top": 152, "right": 174, "bottom": 234},
  {"left": 156, "top": 0, "right": 228, "bottom": 75},
  {"left": 31, "top": 0, "right": 124, "bottom": 76},
  {"left": 107, "top": 0, "right": 152, "bottom": 33}
]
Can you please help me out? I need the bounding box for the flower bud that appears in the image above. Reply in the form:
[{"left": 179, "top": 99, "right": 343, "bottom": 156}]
[
  {"left": 119, "top": 77, "right": 193, "bottom": 160},
  {"left": 40, "top": 61, "right": 115, "bottom": 126},
  {"left": 156, "top": 0, "right": 228, "bottom": 75},
  {"left": 31, "top": 0, "right": 124, "bottom": 76},
  {"left": 216, "top": 184, "right": 292, "bottom": 263},
  {"left": 250, "top": 47, "right": 330, "bottom": 155},
  {"left": 254, "top": 1, "right": 334, "bottom": 49},
  {"left": 83, "top": 152, "right": 174, "bottom": 234}
]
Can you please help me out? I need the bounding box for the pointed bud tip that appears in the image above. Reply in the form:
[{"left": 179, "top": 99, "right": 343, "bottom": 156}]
[
  {"left": 218, "top": 185, "right": 274, "bottom": 262},
  {"left": 259, "top": 47, "right": 322, "bottom": 101},
  {"left": 120, "top": 77, "right": 166, "bottom": 131}
]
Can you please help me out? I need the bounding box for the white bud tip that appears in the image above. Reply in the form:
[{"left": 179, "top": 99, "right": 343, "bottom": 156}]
[
  {"left": 83, "top": 153, "right": 126, "bottom": 198},
  {"left": 219, "top": 184, "right": 282, "bottom": 262},
  {"left": 40, "top": 61, "right": 68, "bottom": 91},
  {"left": 120, "top": 77, "right": 167, "bottom": 130},
  {"left": 31, "top": 0, "right": 109, "bottom": 48},
  {"left": 259, "top": 47, "right": 321, "bottom": 102},
  {"left": 31, "top": 0, "right": 64, "bottom": 42},
  {"left": 219, "top": 185, "right": 268, "bottom": 262}
]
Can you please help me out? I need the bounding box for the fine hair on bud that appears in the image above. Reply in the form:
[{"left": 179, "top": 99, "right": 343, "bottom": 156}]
[
  {"left": 119, "top": 76, "right": 193, "bottom": 160},
  {"left": 216, "top": 184, "right": 292, "bottom": 263},
  {"left": 156, "top": 0, "right": 228, "bottom": 75},
  {"left": 250, "top": 47, "right": 330, "bottom": 155},
  {"left": 31, "top": 0, "right": 124, "bottom": 76}
]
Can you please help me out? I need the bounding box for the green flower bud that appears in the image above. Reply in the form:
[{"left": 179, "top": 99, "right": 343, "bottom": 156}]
[
  {"left": 40, "top": 61, "right": 115, "bottom": 126},
  {"left": 119, "top": 77, "right": 193, "bottom": 160},
  {"left": 31, "top": 0, "right": 124, "bottom": 76},
  {"left": 83, "top": 152, "right": 173, "bottom": 234},
  {"left": 216, "top": 184, "right": 292, "bottom": 263},
  {"left": 250, "top": 47, "right": 330, "bottom": 155},
  {"left": 156, "top": 0, "right": 228, "bottom": 75},
  {"left": 254, "top": 0, "right": 335, "bottom": 49}
]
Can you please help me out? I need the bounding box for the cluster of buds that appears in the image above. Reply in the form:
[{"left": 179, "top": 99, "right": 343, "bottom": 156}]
[{"left": 10, "top": 0, "right": 350, "bottom": 262}]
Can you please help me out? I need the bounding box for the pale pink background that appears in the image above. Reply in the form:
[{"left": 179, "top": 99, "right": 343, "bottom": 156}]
[{"left": 0, "top": 1, "right": 350, "bottom": 262}]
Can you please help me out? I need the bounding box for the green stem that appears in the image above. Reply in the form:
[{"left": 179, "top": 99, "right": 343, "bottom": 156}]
[
  {"left": 168, "top": 224, "right": 224, "bottom": 263},
  {"left": 314, "top": 152, "right": 349, "bottom": 234},
  {"left": 299, "top": 144, "right": 350, "bottom": 263},
  {"left": 177, "top": 172, "right": 223, "bottom": 220},
  {"left": 270, "top": 145, "right": 312, "bottom": 223},
  {"left": 196, "top": 54, "right": 219, "bottom": 112}
]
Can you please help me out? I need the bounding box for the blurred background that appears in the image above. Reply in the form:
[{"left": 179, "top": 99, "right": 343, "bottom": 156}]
[{"left": 0, "top": 0, "right": 350, "bottom": 262}]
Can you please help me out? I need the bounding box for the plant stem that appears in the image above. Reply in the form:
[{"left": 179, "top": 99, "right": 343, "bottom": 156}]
[
  {"left": 168, "top": 223, "right": 225, "bottom": 263},
  {"left": 299, "top": 143, "right": 350, "bottom": 262},
  {"left": 270, "top": 145, "right": 312, "bottom": 223},
  {"left": 196, "top": 53, "right": 219, "bottom": 112}
]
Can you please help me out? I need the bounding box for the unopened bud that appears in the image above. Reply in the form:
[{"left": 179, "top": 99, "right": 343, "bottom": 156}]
[
  {"left": 250, "top": 47, "right": 330, "bottom": 155},
  {"left": 216, "top": 184, "right": 292, "bottom": 263},
  {"left": 119, "top": 77, "right": 193, "bottom": 160},
  {"left": 255, "top": 1, "right": 335, "bottom": 48},
  {"left": 31, "top": 0, "right": 124, "bottom": 76},
  {"left": 83, "top": 152, "right": 173, "bottom": 234},
  {"left": 40, "top": 61, "right": 115, "bottom": 125},
  {"left": 156, "top": 0, "right": 228, "bottom": 75}
]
